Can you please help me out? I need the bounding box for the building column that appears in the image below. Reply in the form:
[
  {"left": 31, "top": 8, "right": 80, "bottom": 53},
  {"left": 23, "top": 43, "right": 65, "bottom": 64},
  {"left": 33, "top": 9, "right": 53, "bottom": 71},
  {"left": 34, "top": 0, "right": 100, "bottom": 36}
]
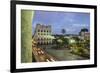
[{"left": 21, "top": 10, "right": 34, "bottom": 63}]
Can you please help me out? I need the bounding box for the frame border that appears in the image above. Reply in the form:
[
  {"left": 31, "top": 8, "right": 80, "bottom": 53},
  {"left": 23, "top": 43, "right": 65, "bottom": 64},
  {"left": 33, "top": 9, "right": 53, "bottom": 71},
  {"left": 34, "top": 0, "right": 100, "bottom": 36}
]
[{"left": 10, "top": 1, "right": 97, "bottom": 72}]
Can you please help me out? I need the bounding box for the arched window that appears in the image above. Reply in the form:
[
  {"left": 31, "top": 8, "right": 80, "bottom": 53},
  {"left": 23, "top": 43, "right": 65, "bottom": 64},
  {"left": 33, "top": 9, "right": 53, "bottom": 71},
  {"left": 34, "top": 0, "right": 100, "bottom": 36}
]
[
  {"left": 41, "top": 30, "right": 43, "bottom": 32},
  {"left": 38, "top": 38, "right": 39, "bottom": 41},
  {"left": 38, "top": 30, "right": 40, "bottom": 32}
]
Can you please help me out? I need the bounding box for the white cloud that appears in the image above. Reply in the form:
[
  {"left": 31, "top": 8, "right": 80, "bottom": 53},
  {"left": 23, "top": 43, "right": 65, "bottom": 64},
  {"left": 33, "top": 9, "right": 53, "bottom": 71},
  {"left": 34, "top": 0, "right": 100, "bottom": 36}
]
[{"left": 72, "top": 24, "right": 89, "bottom": 27}]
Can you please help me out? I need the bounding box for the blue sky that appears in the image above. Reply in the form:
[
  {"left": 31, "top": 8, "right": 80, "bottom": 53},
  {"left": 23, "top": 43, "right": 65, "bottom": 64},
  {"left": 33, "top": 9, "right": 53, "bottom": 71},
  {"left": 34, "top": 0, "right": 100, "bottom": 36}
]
[{"left": 32, "top": 10, "right": 90, "bottom": 35}]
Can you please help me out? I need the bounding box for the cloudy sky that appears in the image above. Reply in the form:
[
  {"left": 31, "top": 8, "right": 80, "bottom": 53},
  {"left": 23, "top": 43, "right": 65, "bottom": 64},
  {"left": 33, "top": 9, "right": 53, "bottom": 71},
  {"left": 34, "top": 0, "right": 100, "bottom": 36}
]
[{"left": 32, "top": 10, "right": 90, "bottom": 35}]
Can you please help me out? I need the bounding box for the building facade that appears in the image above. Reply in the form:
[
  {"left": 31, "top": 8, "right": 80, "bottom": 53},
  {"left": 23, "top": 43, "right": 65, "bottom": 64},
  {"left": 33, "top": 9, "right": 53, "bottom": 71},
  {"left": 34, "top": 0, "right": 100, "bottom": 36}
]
[
  {"left": 33, "top": 24, "right": 54, "bottom": 45},
  {"left": 80, "top": 31, "right": 90, "bottom": 40}
]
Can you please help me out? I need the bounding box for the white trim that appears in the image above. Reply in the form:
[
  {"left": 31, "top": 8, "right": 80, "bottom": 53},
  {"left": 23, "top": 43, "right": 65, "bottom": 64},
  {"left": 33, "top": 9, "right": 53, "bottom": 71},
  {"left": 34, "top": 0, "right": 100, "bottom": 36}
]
[{"left": 16, "top": 4, "right": 95, "bottom": 69}]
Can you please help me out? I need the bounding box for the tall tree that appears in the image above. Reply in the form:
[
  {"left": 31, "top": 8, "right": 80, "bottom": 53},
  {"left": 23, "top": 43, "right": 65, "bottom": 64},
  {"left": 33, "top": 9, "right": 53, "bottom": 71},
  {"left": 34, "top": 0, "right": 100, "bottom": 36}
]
[
  {"left": 61, "top": 29, "right": 66, "bottom": 35},
  {"left": 81, "top": 28, "right": 88, "bottom": 32}
]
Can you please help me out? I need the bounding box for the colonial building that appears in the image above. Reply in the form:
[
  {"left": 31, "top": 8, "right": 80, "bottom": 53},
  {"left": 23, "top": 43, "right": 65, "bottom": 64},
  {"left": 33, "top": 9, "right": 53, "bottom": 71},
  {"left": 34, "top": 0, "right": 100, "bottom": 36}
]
[
  {"left": 33, "top": 24, "right": 54, "bottom": 45},
  {"left": 79, "top": 28, "right": 90, "bottom": 40}
]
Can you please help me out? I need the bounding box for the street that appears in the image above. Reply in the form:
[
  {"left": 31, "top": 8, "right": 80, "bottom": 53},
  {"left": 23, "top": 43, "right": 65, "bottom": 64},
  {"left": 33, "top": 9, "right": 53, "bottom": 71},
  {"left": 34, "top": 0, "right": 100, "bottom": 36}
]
[{"left": 32, "top": 44, "right": 57, "bottom": 62}]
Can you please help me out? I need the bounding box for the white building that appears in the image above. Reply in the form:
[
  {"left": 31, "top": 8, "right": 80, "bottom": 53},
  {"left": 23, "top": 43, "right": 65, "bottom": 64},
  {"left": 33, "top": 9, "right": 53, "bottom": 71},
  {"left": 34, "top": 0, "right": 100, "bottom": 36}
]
[
  {"left": 33, "top": 24, "right": 54, "bottom": 45},
  {"left": 80, "top": 31, "right": 90, "bottom": 40}
]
